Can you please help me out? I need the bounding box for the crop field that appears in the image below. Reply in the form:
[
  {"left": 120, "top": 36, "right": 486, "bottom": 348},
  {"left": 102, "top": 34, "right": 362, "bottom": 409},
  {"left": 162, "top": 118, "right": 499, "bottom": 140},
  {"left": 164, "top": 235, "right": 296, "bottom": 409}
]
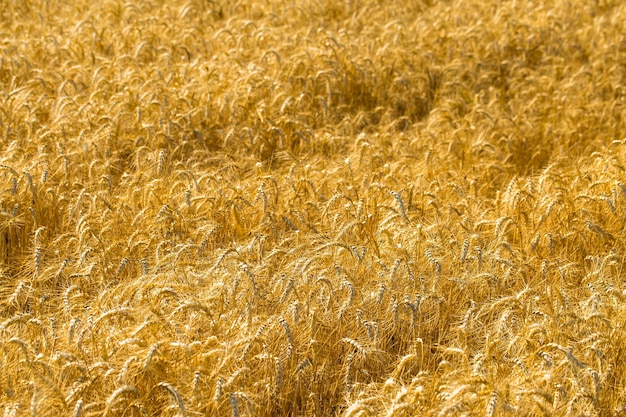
[{"left": 1, "top": 0, "right": 626, "bottom": 415}]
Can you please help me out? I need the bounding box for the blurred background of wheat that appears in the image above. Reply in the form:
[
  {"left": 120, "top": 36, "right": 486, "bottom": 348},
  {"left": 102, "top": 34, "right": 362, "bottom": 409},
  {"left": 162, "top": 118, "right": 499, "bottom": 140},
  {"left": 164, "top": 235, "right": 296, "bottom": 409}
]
[{"left": 1, "top": 0, "right": 626, "bottom": 415}]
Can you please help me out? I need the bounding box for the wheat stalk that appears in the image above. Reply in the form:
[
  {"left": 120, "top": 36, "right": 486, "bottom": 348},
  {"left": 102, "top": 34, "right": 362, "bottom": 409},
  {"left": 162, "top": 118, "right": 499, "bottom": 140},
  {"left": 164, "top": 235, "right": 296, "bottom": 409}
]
[{"left": 103, "top": 386, "right": 139, "bottom": 417}]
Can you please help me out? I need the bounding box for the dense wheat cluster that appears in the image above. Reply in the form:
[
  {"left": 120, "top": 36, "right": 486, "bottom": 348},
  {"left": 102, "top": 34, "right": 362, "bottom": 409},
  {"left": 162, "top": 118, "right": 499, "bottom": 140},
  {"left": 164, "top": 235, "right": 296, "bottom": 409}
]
[{"left": 1, "top": 0, "right": 626, "bottom": 415}]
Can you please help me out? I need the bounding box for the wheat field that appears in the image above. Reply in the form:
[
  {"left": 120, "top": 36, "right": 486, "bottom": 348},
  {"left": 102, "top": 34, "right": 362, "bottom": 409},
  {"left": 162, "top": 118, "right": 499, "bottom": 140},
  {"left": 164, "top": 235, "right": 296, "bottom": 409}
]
[{"left": 1, "top": 0, "right": 626, "bottom": 415}]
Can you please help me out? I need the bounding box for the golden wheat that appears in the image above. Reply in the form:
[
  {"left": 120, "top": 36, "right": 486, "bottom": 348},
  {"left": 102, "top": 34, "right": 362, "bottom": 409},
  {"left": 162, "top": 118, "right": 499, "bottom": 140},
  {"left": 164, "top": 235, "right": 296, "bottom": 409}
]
[{"left": 1, "top": 0, "right": 626, "bottom": 415}]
